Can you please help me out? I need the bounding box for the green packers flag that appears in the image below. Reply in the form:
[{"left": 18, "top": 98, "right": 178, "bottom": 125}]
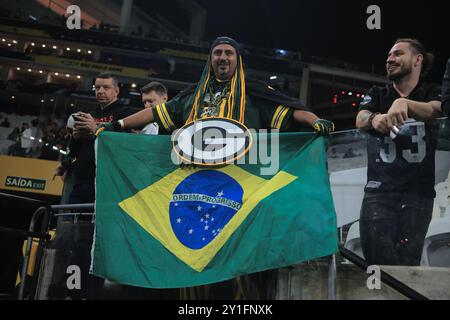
[{"left": 92, "top": 131, "right": 338, "bottom": 288}]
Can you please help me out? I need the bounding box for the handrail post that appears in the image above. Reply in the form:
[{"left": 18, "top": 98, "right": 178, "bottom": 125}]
[
  {"left": 327, "top": 254, "right": 337, "bottom": 300},
  {"left": 18, "top": 206, "right": 50, "bottom": 300}
]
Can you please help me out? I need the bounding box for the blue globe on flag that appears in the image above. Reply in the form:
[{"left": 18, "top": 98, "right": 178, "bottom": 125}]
[{"left": 169, "top": 170, "right": 244, "bottom": 249}]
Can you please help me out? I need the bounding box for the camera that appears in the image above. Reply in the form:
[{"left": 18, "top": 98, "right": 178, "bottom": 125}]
[{"left": 67, "top": 113, "right": 82, "bottom": 129}]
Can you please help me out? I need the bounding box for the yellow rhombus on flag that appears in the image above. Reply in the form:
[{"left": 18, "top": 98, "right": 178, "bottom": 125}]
[{"left": 119, "top": 164, "right": 297, "bottom": 272}]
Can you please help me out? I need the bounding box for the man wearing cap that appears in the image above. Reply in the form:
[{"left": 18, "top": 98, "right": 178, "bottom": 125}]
[
  {"left": 97, "top": 36, "right": 333, "bottom": 299},
  {"left": 101, "top": 36, "right": 334, "bottom": 135}
]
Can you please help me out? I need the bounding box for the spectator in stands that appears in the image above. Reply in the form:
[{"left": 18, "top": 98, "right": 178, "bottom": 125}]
[
  {"left": 20, "top": 122, "right": 32, "bottom": 156},
  {"left": 355, "top": 38, "right": 442, "bottom": 266},
  {"left": 0, "top": 117, "right": 10, "bottom": 128},
  {"left": 97, "top": 36, "right": 334, "bottom": 300},
  {"left": 56, "top": 72, "right": 142, "bottom": 204},
  {"left": 29, "top": 119, "right": 39, "bottom": 153},
  {"left": 7, "top": 127, "right": 20, "bottom": 142},
  {"left": 101, "top": 36, "right": 334, "bottom": 138},
  {"left": 50, "top": 72, "right": 142, "bottom": 300},
  {"left": 139, "top": 81, "right": 168, "bottom": 135},
  {"left": 7, "top": 123, "right": 29, "bottom": 156}
]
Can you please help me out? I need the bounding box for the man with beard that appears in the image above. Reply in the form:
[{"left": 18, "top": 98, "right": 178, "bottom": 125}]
[
  {"left": 96, "top": 36, "right": 334, "bottom": 299},
  {"left": 355, "top": 38, "right": 442, "bottom": 266},
  {"left": 99, "top": 36, "right": 334, "bottom": 135}
]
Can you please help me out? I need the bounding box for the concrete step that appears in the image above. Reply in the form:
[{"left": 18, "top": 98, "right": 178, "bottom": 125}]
[{"left": 276, "top": 261, "right": 450, "bottom": 300}]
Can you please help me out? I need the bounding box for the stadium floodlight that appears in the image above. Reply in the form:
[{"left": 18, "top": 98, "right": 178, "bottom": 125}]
[{"left": 275, "top": 49, "right": 288, "bottom": 56}]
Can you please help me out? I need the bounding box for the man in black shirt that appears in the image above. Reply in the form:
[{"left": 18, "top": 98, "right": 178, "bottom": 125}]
[
  {"left": 355, "top": 38, "right": 442, "bottom": 266},
  {"left": 65, "top": 72, "right": 141, "bottom": 203},
  {"left": 49, "top": 72, "right": 141, "bottom": 300}
]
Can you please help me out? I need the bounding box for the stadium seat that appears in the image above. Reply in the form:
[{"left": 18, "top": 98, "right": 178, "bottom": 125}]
[
  {"left": 421, "top": 215, "right": 450, "bottom": 267},
  {"left": 344, "top": 221, "right": 364, "bottom": 258}
]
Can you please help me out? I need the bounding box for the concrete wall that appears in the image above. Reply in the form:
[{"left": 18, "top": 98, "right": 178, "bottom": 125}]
[{"left": 276, "top": 261, "right": 450, "bottom": 300}]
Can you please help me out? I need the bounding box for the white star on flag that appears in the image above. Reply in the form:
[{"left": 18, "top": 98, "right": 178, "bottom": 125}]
[
  {"left": 188, "top": 229, "right": 193, "bottom": 234},
  {"left": 217, "top": 190, "right": 224, "bottom": 197},
  {"left": 197, "top": 206, "right": 202, "bottom": 211},
  {"left": 176, "top": 218, "right": 182, "bottom": 224}
]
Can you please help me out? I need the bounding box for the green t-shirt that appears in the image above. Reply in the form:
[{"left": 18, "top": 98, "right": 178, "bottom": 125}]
[{"left": 153, "top": 92, "right": 294, "bottom": 132}]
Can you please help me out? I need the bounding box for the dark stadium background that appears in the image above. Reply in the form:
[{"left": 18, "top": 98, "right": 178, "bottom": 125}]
[{"left": 143, "top": 0, "right": 450, "bottom": 83}]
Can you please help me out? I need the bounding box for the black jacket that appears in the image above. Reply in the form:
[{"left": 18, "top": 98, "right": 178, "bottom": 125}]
[{"left": 68, "top": 100, "right": 142, "bottom": 184}]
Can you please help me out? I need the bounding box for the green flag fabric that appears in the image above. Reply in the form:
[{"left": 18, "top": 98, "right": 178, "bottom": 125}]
[{"left": 92, "top": 131, "right": 338, "bottom": 288}]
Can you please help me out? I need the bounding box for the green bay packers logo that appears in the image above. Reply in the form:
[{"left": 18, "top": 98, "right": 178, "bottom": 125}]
[{"left": 173, "top": 118, "right": 253, "bottom": 166}]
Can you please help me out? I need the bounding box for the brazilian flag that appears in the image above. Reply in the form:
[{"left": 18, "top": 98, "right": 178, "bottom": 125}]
[{"left": 92, "top": 131, "right": 338, "bottom": 288}]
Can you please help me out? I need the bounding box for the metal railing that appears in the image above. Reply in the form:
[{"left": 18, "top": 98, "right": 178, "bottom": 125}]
[
  {"left": 0, "top": 191, "right": 434, "bottom": 300},
  {"left": 338, "top": 245, "right": 429, "bottom": 300}
]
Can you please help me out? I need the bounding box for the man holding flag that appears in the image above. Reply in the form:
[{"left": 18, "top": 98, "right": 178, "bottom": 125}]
[
  {"left": 92, "top": 36, "right": 338, "bottom": 299},
  {"left": 98, "top": 36, "right": 334, "bottom": 135}
]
